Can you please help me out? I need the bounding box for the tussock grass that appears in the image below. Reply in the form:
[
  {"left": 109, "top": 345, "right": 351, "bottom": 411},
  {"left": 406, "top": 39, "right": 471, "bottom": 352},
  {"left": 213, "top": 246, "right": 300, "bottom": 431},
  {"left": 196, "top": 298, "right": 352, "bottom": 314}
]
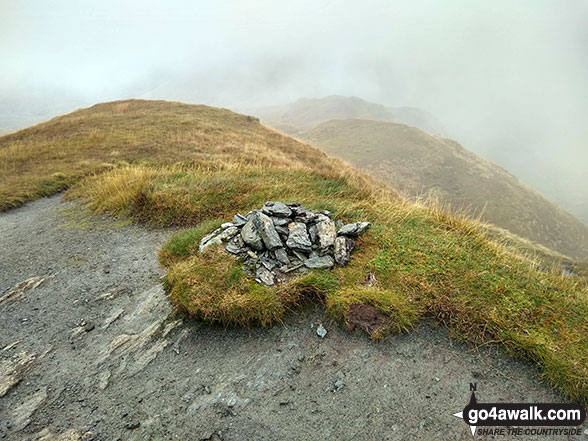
[{"left": 3, "top": 99, "right": 588, "bottom": 403}]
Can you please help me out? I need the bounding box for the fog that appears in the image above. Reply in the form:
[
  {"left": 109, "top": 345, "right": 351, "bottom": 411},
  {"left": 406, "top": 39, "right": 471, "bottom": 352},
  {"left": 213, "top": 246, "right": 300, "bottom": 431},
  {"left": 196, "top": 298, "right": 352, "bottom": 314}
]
[{"left": 1, "top": 0, "right": 587, "bottom": 221}]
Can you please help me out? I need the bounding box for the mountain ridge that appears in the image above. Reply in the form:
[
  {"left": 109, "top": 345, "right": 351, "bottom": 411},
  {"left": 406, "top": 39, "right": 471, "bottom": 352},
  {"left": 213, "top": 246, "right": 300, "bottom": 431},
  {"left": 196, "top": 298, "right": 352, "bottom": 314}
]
[
  {"left": 299, "top": 118, "right": 588, "bottom": 261},
  {"left": 251, "top": 95, "right": 446, "bottom": 136}
]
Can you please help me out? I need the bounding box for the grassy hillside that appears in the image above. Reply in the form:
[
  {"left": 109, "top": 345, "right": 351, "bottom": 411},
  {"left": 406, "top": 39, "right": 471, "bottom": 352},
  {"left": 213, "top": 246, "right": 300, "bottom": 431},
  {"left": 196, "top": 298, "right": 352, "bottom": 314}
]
[
  {"left": 301, "top": 119, "right": 588, "bottom": 262},
  {"left": 252, "top": 95, "right": 445, "bottom": 135},
  {"left": 0, "top": 100, "right": 328, "bottom": 212},
  {"left": 2, "top": 100, "right": 588, "bottom": 404}
]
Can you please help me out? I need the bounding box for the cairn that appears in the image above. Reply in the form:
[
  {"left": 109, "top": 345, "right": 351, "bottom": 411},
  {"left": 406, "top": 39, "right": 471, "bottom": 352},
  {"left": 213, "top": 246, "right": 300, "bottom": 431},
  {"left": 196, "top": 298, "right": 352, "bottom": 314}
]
[{"left": 199, "top": 201, "right": 371, "bottom": 286}]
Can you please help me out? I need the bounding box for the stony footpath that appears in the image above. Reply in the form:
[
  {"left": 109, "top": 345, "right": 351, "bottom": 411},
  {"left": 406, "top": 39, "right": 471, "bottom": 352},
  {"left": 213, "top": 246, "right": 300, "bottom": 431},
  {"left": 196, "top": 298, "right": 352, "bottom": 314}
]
[
  {"left": 199, "top": 201, "right": 370, "bottom": 286},
  {"left": 0, "top": 195, "right": 576, "bottom": 441}
]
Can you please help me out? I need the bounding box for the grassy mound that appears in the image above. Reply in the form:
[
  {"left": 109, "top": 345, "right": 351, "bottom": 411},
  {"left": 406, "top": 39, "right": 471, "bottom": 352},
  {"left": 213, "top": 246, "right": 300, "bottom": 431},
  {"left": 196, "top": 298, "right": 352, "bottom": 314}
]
[
  {"left": 73, "top": 162, "right": 588, "bottom": 403},
  {"left": 2, "top": 100, "right": 588, "bottom": 404},
  {"left": 0, "top": 99, "right": 330, "bottom": 211}
]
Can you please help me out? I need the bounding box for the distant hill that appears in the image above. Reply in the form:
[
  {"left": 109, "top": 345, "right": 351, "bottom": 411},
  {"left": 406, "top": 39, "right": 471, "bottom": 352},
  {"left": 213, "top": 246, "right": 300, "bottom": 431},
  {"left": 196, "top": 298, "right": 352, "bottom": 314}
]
[
  {"left": 252, "top": 95, "right": 446, "bottom": 136},
  {"left": 301, "top": 119, "right": 588, "bottom": 261}
]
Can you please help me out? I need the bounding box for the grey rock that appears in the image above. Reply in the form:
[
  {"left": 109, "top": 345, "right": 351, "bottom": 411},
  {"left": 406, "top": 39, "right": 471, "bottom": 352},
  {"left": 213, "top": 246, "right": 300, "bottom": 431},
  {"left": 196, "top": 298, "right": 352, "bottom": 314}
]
[
  {"left": 304, "top": 254, "right": 334, "bottom": 269},
  {"left": 311, "top": 213, "right": 331, "bottom": 224},
  {"left": 287, "top": 203, "right": 307, "bottom": 217},
  {"left": 126, "top": 421, "right": 141, "bottom": 430},
  {"left": 316, "top": 221, "right": 336, "bottom": 249},
  {"left": 201, "top": 202, "right": 369, "bottom": 287},
  {"left": 337, "top": 222, "right": 371, "bottom": 237},
  {"left": 316, "top": 324, "right": 327, "bottom": 338},
  {"left": 253, "top": 212, "right": 284, "bottom": 250},
  {"left": 199, "top": 235, "right": 222, "bottom": 252},
  {"left": 308, "top": 224, "right": 318, "bottom": 244},
  {"left": 11, "top": 386, "right": 48, "bottom": 431},
  {"left": 243, "top": 258, "right": 256, "bottom": 269},
  {"left": 260, "top": 257, "right": 276, "bottom": 271},
  {"left": 275, "top": 225, "right": 289, "bottom": 237},
  {"left": 274, "top": 247, "right": 290, "bottom": 265},
  {"left": 226, "top": 235, "right": 245, "bottom": 254},
  {"left": 262, "top": 201, "right": 292, "bottom": 218},
  {"left": 283, "top": 263, "right": 304, "bottom": 274},
  {"left": 355, "top": 222, "right": 371, "bottom": 236},
  {"left": 221, "top": 226, "right": 239, "bottom": 241},
  {"left": 272, "top": 217, "right": 290, "bottom": 227},
  {"left": 292, "top": 250, "right": 308, "bottom": 262},
  {"left": 334, "top": 236, "right": 354, "bottom": 266},
  {"left": 198, "top": 227, "right": 222, "bottom": 251},
  {"left": 199, "top": 226, "right": 239, "bottom": 252},
  {"left": 286, "top": 222, "right": 312, "bottom": 252},
  {"left": 294, "top": 212, "right": 317, "bottom": 224},
  {"left": 233, "top": 214, "right": 248, "bottom": 226},
  {"left": 256, "top": 267, "right": 275, "bottom": 286},
  {"left": 241, "top": 219, "right": 264, "bottom": 251}
]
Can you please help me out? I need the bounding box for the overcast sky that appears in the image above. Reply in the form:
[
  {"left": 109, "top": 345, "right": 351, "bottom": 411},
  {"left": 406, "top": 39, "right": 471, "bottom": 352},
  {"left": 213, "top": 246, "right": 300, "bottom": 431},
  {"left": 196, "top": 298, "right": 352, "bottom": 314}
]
[{"left": 1, "top": 0, "right": 587, "bottom": 219}]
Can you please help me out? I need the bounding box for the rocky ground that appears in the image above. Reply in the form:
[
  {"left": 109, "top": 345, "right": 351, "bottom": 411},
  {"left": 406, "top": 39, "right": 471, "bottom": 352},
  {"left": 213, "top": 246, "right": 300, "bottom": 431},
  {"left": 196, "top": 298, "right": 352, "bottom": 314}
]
[{"left": 0, "top": 195, "right": 585, "bottom": 441}]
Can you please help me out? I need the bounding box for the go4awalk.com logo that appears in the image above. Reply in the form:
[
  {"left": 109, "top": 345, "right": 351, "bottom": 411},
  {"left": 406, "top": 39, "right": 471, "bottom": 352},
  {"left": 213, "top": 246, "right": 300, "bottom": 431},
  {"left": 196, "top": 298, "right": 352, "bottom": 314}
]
[{"left": 452, "top": 384, "right": 586, "bottom": 437}]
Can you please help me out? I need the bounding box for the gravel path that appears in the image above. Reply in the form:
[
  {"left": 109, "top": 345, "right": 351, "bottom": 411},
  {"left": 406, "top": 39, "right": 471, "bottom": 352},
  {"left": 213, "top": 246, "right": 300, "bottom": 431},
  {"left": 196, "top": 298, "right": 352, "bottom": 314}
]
[{"left": 0, "top": 195, "right": 583, "bottom": 440}]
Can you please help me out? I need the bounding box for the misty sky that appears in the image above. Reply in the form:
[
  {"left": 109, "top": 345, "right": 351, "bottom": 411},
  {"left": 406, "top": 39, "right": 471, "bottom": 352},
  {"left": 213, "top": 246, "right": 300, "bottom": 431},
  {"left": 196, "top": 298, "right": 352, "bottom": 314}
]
[{"left": 1, "top": 0, "right": 587, "bottom": 219}]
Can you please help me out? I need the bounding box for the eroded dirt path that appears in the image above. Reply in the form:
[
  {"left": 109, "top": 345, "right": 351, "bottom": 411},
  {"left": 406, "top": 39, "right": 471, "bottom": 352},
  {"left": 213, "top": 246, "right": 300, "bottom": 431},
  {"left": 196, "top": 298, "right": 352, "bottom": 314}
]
[{"left": 0, "top": 195, "right": 582, "bottom": 440}]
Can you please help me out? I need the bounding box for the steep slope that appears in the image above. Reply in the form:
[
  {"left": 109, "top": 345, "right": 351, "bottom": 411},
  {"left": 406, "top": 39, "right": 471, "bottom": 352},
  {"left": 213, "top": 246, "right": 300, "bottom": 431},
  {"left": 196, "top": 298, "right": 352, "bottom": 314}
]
[
  {"left": 252, "top": 95, "right": 445, "bottom": 135},
  {"left": 301, "top": 119, "right": 588, "bottom": 262},
  {"left": 1, "top": 100, "right": 588, "bottom": 403}
]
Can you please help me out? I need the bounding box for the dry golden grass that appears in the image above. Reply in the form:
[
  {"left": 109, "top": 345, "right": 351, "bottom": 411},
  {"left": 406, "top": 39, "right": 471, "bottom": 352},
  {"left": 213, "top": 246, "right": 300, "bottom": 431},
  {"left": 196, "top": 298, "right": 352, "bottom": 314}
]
[{"left": 1, "top": 99, "right": 379, "bottom": 211}]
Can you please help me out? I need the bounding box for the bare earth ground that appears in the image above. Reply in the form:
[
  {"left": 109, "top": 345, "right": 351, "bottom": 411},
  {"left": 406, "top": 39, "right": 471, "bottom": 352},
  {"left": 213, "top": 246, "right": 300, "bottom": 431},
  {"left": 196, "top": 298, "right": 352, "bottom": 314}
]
[{"left": 0, "top": 195, "right": 585, "bottom": 441}]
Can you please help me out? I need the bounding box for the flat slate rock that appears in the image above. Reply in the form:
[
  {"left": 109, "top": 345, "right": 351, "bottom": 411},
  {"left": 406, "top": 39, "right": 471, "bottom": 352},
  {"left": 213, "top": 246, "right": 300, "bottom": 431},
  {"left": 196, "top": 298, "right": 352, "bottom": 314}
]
[
  {"left": 256, "top": 267, "right": 275, "bottom": 286},
  {"left": 337, "top": 222, "right": 371, "bottom": 237},
  {"left": 241, "top": 219, "right": 264, "bottom": 251},
  {"left": 334, "top": 236, "right": 355, "bottom": 266},
  {"left": 305, "top": 254, "right": 335, "bottom": 269},
  {"left": 316, "top": 220, "right": 336, "bottom": 250},
  {"left": 253, "top": 212, "right": 283, "bottom": 251},
  {"left": 286, "top": 222, "right": 312, "bottom": 253},
  {"left": 233, "top": 214, "right": 248, "bottom": 226},
  {"left": 262, "top": 201, "right": 292, "bottom": 218}
]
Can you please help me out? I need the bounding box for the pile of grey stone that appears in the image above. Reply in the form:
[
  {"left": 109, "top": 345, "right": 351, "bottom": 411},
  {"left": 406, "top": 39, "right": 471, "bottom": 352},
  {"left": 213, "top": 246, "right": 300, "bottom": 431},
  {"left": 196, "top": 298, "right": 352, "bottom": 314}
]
[{"left": 198, "top": 201, "right": 371, "bottom": 286}]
